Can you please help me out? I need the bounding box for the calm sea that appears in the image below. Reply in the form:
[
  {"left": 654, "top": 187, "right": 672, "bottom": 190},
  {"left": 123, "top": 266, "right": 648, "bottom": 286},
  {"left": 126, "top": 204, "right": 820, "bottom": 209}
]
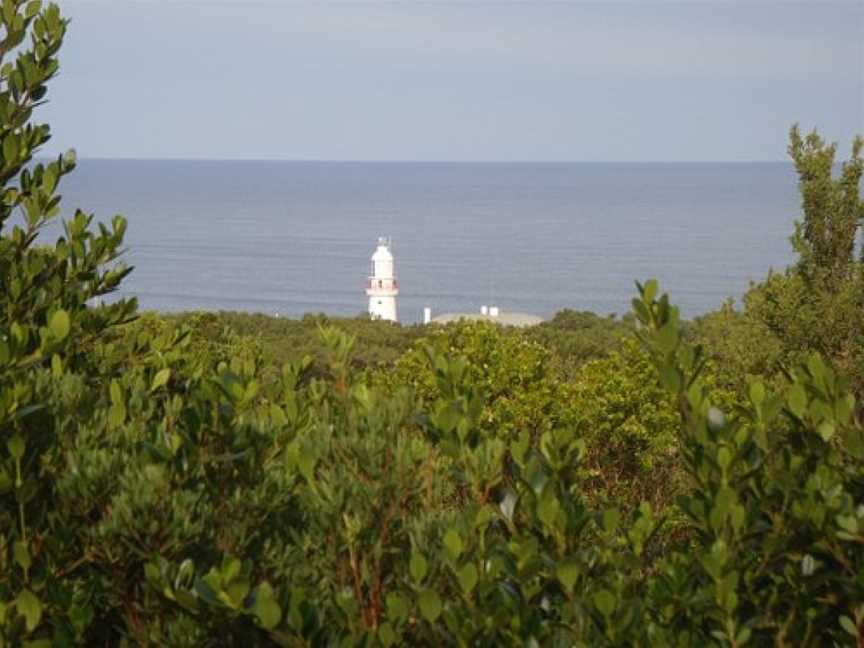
[{"left": 46, "top": 159, "right": 799, "bottom": 324}]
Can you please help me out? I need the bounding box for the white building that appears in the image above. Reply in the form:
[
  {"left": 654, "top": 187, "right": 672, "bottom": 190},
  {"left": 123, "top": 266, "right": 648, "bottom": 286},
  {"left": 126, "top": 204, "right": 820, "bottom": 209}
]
[
  {"left": 366, "top": 237, "right": 398, "bottom": 322},
  {"left": 430, "top": 306, "right": 542, "bottom": 328}
]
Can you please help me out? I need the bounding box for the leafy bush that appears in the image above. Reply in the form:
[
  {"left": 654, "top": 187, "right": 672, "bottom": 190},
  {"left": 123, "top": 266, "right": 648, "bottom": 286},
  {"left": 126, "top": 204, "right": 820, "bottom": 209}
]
[
  {"left": 168, "top": 311, "right": 426, "bottom": 379},
  {"left": 693, "top": 126, "right": 864, "bottom": 398},
  {"left": 564, "top": 337, "right": 682, "bottom": 512},
  {"left": 379, "top": 320, "right": 568, "bottom": 443},
  {"left": 525, "top": 309, "right": 633, "bottom": 378}
]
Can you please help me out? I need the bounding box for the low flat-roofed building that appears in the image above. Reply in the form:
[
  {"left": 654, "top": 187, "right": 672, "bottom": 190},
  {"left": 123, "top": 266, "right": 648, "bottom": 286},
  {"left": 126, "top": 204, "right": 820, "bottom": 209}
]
[{"left": 431, "top": 311, "right": 543, "bottom": 328}]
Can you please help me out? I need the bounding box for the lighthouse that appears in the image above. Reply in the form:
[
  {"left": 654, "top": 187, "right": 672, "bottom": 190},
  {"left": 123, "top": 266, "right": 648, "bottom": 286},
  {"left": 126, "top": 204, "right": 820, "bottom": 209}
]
[{"left": 366, "top": 237, "right": 398, "bottom": 322}]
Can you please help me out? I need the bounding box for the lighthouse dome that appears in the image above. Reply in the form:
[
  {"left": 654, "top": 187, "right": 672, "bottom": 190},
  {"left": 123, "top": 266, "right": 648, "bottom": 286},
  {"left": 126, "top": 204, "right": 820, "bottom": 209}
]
[
  {"left": 371, "top": 243, "right": 393, "bottom": 263},
  {"left": 369, "top": 237, "right": 395, "bottom": 281}
]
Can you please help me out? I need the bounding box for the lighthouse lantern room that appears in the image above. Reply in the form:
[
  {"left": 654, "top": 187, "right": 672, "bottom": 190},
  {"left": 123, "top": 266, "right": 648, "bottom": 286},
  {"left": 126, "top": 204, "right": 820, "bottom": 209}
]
[{"left": 366, "top": 237, "right": 398, "bottom": 322}]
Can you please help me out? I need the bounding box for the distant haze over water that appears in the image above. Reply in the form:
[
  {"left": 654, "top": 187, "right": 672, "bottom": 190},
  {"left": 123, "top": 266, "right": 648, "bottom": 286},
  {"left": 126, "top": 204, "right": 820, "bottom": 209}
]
[{"left": 49, "top": 159, "right": 799, "bottom": 324}]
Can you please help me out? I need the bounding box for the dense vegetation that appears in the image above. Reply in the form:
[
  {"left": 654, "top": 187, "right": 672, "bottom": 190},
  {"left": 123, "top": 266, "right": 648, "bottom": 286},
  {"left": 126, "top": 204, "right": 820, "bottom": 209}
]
[{"left": 2, "top": 3, "right": 864, "bottom": 646}]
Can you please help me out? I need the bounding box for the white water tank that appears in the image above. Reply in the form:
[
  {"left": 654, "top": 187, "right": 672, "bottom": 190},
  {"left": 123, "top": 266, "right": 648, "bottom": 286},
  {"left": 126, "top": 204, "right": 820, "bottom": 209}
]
[
  {"left": 480, "top": 305, "right": 489, "bottom": 315},
  {"left": 423, "top": 307, "right": 432, "bottom": 325},
  {"left": 489, "top": 306, "right": 500, "bottom": 317}
]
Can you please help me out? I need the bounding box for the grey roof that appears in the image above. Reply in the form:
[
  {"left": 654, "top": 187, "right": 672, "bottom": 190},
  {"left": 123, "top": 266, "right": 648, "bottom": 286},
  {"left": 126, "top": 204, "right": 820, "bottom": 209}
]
[{"left": 431, "top": 312, "right": 544, "bottom": 328}]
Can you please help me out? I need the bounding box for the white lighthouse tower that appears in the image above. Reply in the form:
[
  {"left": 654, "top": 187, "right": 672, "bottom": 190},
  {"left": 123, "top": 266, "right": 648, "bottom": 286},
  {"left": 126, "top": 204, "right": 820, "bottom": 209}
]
[{"left": 366, "top": 237, "right": 398, "bottom": 322}]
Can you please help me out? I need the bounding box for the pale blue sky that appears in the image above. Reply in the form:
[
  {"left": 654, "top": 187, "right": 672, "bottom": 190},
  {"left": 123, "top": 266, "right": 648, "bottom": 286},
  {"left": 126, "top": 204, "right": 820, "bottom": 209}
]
[{"left": 41, "top": 0, "right": 863, "bottom": 161}]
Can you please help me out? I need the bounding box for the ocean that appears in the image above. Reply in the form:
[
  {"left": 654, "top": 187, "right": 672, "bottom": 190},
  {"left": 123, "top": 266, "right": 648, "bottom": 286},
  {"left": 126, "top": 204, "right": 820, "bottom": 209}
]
[{"left": 46, "top": 159, "right": 799, "bottom": 324}]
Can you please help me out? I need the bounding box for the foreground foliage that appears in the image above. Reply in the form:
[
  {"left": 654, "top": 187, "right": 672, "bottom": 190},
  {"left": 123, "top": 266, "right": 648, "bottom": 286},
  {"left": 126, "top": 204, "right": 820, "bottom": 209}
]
[{"left": 1, "top": 3, "right": 863, "bottom": 646}]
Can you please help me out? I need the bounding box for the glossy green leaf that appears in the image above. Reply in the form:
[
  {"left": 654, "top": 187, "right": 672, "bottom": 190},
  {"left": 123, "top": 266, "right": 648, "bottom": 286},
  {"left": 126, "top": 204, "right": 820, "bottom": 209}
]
[
  {"left": 749, "top": 381, "right": 765, "bottom": 407},
  {"left": 602, "top": 508, "right": 620, "bottom": 533},
  {"left": 385, "top": 593, "right": 409, "bottom": 621},
  {"left": 418, "top": 589, "right": 442, "bottom": 622},
  {"left": 537, "top": 491, "right": 560, "bottom": 527},
  {"left": 593, "top": 589, "right": 616, "bottom": 617},
  {"left": 817, "top": 421, "right": 835, "bottom": 442},
  {"left": 410, "top": 552, "right": 428, "bottom": 583},
  {"left": 378, "top": 622, "right": 396, "bottom": 647},
  {"left": 108, "top": 402, "right": 126, "bottom": 429},
  {"left": 840, "top": 616, "right": 858, "bottom": 637},
  {"left": 456, "top": 563, "right": 478, "bottom": 594},
  {"left": 443, "top": 529, "right": 463, "bottom": 559},
  {"left": 151, "top": 368, "right": 171, "bottom": 392},
  {"left": 110, "top": 379, "right": 122, "bottom": 405},
  {"left": 717, "top": 447, "right": 731, "bottom": 471},
  {"left": 643, "top": 278, "right": 658, "bottom": 303},
  {"left": 49, "top": 309, "right": 70, "bottom": 340},
  {"left": 25, "top": 0, "right": 41, "bottom": 18},
  {"left": 8, "top": 434, "right": 25, "bottom": 460},
  {"left": 499, "top": 490, "right": 517, "bottom": 521},
  {"left": 298, "top": 446, "right": 316, "bottom": 482},
  {"left": 50, "top": 353, "right": 62, "bottom": 377},
  {"left": 659, "top": 365, "right": 681, "bottom": 392},
  {"left": 13, "top": 540, "right": 31, "bottom": 571},
  {"left": 787, "top": 383, "right": 807, "bottom": 418},
  {"left": 16, "top": 589, "right": 42, "bottom": 632},
  {"left": 253, "top": 583, "right": 282, "bottom": 630},
  {"left": 656, "top": 321, "right": 678, "bottom": 352},
  {"left": 0, "top": 467, "right": 11, "bottom": 492},
  {"left": 42, "top": 162, "right": 57, "bottom": 193},
  {"left": 3, "top": 135, "right": 19, "bottom": 162},
  {"left": 23, "top": 639, "right": 52, "bottom": 648},
  {"left": 556, "top": 561, "right": 579, "bottom": 593}
]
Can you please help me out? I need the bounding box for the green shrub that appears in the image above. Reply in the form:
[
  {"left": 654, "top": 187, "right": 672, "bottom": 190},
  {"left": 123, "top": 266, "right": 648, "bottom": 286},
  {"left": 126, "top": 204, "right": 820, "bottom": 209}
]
[
  {"left": 379, "top": 320, "right": 568, "bottom": 443},
  {"left": 525, "top": 309, "right": 633, "bottom": 378},
  {"left": 693, "top": 127, "right": 864, "bottom": 399},
  {"left": 565, "top": 337, "right": 682, "bottom": 512},
  {"left": 168, "top": 311, "right": 426, "bottom": 380}
]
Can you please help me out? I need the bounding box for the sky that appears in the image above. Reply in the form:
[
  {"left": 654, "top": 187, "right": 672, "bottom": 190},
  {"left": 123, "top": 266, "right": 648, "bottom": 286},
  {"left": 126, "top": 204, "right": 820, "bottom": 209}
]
[{"left": 40, "top": 0, "right": 864, "bottom": 162}]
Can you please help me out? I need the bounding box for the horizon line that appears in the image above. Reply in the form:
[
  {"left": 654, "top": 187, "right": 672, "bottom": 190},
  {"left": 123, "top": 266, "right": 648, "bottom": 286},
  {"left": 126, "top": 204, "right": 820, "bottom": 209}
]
[{"left": 38, "top": 155, "right": 794, "bottom": 165}]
